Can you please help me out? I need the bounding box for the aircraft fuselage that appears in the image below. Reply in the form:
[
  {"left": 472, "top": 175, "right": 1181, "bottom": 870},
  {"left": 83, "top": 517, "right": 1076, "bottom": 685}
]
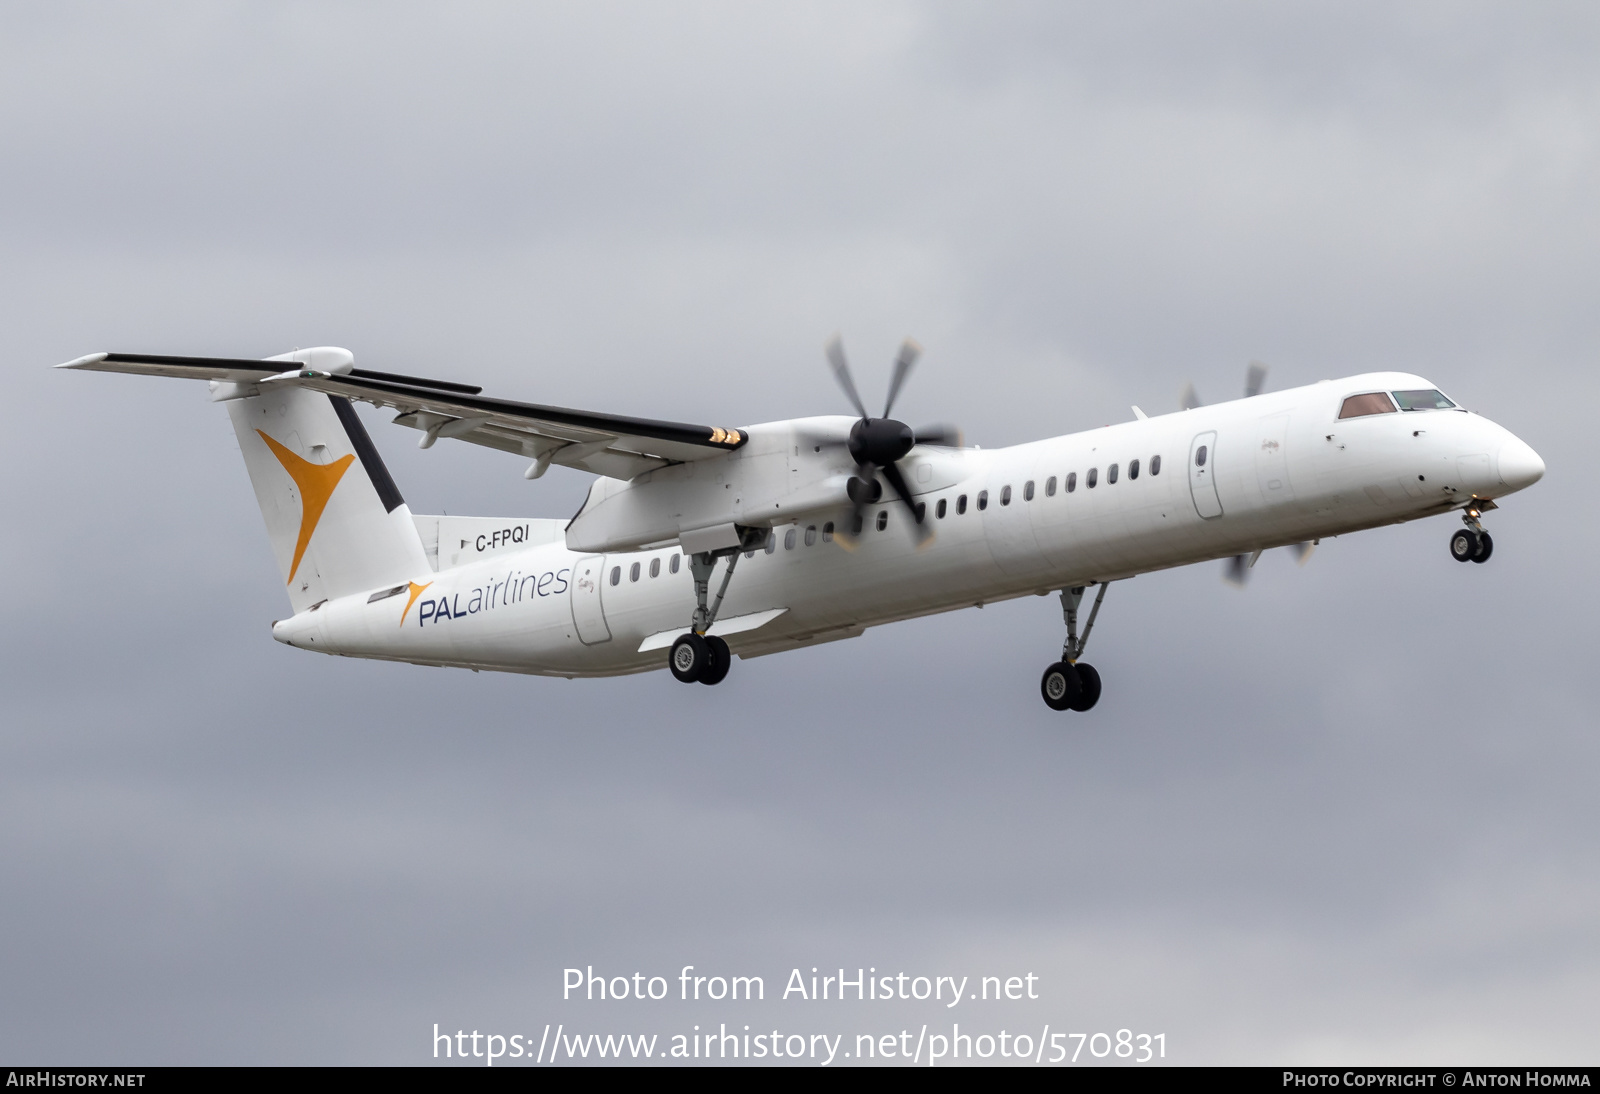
[{"left": 271, "top": 371, "right": 1543, "bottom": 677}]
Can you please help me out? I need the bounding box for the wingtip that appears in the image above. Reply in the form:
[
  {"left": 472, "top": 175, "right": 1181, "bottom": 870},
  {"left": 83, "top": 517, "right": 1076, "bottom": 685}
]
[{"left": 56, "top": 352, "right": 109, "bottom": 369}]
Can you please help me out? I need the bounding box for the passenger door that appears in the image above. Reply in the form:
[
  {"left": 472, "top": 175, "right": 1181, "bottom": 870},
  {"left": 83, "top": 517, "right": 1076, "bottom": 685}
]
[
  {"left": 1189, "top": 432, "right": 1223, "bottom": 519},
  {"left": 569, "top": 555, "right": 612, "bottom": 645}
]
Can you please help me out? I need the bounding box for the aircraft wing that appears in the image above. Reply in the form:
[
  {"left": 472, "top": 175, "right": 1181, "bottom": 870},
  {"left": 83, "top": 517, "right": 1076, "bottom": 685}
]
[{"left": 59, "top": 351, "right": 747, "bottom": 479}]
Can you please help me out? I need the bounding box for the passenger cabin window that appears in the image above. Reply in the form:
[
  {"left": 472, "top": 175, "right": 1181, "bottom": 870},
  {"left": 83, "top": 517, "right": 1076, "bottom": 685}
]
[
  {"left": 1108, "top": 464, "right": 1119, "bottom": 484},
  {"left": 785, "top": 528, "right": 797, "bottom": 550},
  {"left": 977, "top": 490, "right": 989, "bottom": 510},
  {"left": 764, "top": 530, "right": 777, "bottom": 554},
  {"left": 957, "top": 494, "right": 968, "bottom": 514},
  {"left": 610, "top": 566, "right": 621, "bottom": 586},
  {"left": 1339, "top": 392, "right": 1397, "bottom": 418},
  {"left": 876, "top": 510, "right": 888, "bottom": 531},
  {"left": 936, "top": 498, "right": 947, "bottom": 519},
  {"left": 1087, "top": 468, "right": 1098, "bottom": 488},
  {"left": 650, "top": 557, "right": 660, "bottom": 578},
  {"left": 1151, "top": 454, "right": 1161, "bottom": 476},
  {"left": 915, "top": 502, "right": 926, "bottom": 523},
  {"left": 1392, "top": 388, "right": 1456, "bottom": 411},
  {"left": 851, "top": 514, "right": 864, "bottom": 536},
  {"left": 821, "top": 522, "right": 833, "bottom": 542},
  {"left": 1195, "top": 446, "right": 1207, "bottom": 467},
  {"left": 1046, "top": 475, "right": 1057, "bottom": 496},
  {"left": 630, "top": 561, "right": 640, "bottom": 582},
  {"left": 1000, "top": 485, "right": 1012, "bottom": 506},
  {"left": 670, "top": 554, "right": 681, "bottom": 574},
  {"left": 1024, "top": 480, "right": 1035, "bottom": 501},
  {"left": 1129, "top": 458, "right": 1140, "bottom": 480},
  {"left": 804, "top": 525, "right": 817, "bottom": 546},
  {"left": 1066, "top": 472, "right": 1077, "bottom": 493}
]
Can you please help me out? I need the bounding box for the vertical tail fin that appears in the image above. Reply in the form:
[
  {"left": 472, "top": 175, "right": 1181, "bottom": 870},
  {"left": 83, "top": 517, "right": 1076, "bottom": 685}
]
[{"left": 220, "top": 353, "right": 429, "bottom": 612}]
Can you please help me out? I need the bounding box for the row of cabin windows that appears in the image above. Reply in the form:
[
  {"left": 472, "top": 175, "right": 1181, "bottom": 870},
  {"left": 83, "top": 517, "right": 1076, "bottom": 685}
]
[
  {"left": 607, "top": 529, "right": 860, "bottom": 584},
  {"left": 749, "top": 521, "right": 839, "bottom": 557},
  {"left": 607, "top": 516, "right": 859, "bottom": 583},
  {"left": 610, "top": 450, "right": 1170, "bottom": 582},
  {"left": 612, "top": 553, "right": 684, "bottom": 585},
  {"left": 929, "top": 453, "right": 1163, "bottom": 519}
]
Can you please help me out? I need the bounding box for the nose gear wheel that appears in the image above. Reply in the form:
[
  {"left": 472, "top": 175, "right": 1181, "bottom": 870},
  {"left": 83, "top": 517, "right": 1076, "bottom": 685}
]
[{"left": 1451, "top": 506, "right": 1496, "bottom": 564}]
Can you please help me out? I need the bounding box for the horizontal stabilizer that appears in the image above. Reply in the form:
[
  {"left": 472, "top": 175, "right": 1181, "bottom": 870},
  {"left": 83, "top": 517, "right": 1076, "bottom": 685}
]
[{"left": 59, "top": 350, "right": 482, "bottom": 394}]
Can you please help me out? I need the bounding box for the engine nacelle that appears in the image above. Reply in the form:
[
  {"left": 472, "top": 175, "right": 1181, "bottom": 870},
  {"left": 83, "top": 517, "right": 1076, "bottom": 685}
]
[{"left": 564, "top": 418, "right": 858, "bottom": 553}]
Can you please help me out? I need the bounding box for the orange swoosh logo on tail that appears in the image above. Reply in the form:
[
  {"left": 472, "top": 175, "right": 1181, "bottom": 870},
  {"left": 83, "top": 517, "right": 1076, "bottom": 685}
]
[{"left": 256, "top": 430, "right": 355, "bottom": 585}]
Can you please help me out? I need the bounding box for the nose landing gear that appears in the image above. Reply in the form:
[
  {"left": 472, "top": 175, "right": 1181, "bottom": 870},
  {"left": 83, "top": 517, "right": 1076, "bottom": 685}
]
[
  {"left": 1450, "top": 506, "right": 1495, "bottom": 564},
  {"left": 1041, "top": 584, "right": 1109, "bottom": 713}
]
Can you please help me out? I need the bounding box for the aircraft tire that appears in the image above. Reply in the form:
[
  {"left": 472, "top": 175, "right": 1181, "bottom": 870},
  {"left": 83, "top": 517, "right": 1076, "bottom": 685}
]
[
  {"left": 1068, "top": 663, "right": 1102, "bottom": 712},
  {"left": 1040, "top": 662, "right": 1082, "bottom": 711},
  {"left": 1472, "top": 531, "right": 1494, "bottom": 563},
  {"left": 699, "top": 635, "right": 732, "bottom": 686},
  {"left": 669, "top": 633, "right": 709, "bottom": 683},
  {"left": 1450, "top": 529, "right": 1479, "bottom": 562}
]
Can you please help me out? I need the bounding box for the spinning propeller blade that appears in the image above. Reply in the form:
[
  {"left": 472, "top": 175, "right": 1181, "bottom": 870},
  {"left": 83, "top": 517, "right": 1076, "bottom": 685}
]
[
  {"left": 1226, "top": 540, "right": 1315, "bottom": 585},
  {"left": 1224, "top": 553, "right": 1250, "bottom": 586},
  {"left": 879, "top": 459, "right": 933, "bottom": 546},
  {"left": 883, "top": 338, "right": 921, "bottom": 419},
  {"left": 1225, "top": 549, "right": 1263, "bottom": 586},
  {"left": 913, "top": 423, "right": 963, "bottom": 448},
  {"left": 1245, "top": 360, "right": 1269, "bottom": 399},
  {"left": 825, "top": 335, "right": 870, "bottom": 420},
  {"left": 1182, "top": 360, "right": 1271, "bottom": 410}
]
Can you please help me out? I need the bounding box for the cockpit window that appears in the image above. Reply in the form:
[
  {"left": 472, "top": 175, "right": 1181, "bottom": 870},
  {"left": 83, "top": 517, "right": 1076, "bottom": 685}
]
[
  {"left": 1338, "top": 392, "right": 1397, "bottom": 419},
  {"left": 1391, "top": 388, "right": 1456, "bottom": 411}
]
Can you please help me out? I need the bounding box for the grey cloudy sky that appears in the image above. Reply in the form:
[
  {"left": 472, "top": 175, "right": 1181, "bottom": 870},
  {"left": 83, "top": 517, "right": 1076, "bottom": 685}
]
[{"left": 1, "top": 1, "right": 1596, "bottom": 1065}]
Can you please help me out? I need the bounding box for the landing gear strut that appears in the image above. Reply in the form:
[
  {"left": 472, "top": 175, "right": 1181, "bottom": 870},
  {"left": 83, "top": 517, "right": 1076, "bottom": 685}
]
[
  {"left": 1449, "top": 505, "right": 1494, "bottom": 564},
  {"left": 669, "top": 530, "right": 761, "bottom": 685},
  {"left": 1041, "top": 583, "right": 1108, "bottom": 713}
]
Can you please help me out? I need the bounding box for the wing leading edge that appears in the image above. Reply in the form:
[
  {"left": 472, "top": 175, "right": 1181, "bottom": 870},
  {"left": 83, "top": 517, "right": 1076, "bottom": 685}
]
[{"left": 59, "top": 350, "right": 747, "bottom": 479}]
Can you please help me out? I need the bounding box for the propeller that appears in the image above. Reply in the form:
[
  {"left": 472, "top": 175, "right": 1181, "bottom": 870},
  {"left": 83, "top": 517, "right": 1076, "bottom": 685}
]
[
  {"left": 1182, "top": 361, "right": 1317, "bottom": 584},
  {"left": 1225, "top": 539, "right": 1317, "bottom": 587},
  {"left": 1224, "top": 549, "right": 1262, "bottom": 586},
  {"left": 1180, "top": 359, "right": 1270, "bottom": 411},
  {"left": 822, "top": 335, "right": 959, "bottom": 545},
  {"left": 1244, "top": 360, "right": 1269, "bottom": 399}
]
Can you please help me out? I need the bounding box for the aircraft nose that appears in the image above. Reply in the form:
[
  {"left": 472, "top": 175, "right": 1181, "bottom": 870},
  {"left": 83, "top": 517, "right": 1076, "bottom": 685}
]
[{"left": 1496, "top": 436, "right": 1545, "bottom": 493}]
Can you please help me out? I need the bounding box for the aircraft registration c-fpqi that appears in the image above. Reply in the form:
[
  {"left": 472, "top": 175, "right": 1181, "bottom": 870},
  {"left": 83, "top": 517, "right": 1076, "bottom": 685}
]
[{"left": 60, "top": 341, "right": 1544, "bottom": 713}]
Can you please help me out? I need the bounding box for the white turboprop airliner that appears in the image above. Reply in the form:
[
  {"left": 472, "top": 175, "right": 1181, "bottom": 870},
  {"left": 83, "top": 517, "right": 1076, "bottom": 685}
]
[{"left": 61, "top": 341, "right": 1543, "bottom": 712}]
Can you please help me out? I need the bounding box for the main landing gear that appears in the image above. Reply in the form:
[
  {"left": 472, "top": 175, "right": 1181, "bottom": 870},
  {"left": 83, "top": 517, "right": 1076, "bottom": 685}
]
[
  {"left": 668, "top": 533, "right": 760, "bottom": 686},
  {"left": 1041, "top": 583, "right": 1109, "bottom": 714},
  {"left": 1449, "top": 505, "right": 1494, "bottom": 564}
]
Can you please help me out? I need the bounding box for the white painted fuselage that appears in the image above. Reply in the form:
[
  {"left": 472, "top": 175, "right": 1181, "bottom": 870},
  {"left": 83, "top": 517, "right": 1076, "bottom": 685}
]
[{"left": 273, "top": 372, "right": 1543, "bottom": 676}]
